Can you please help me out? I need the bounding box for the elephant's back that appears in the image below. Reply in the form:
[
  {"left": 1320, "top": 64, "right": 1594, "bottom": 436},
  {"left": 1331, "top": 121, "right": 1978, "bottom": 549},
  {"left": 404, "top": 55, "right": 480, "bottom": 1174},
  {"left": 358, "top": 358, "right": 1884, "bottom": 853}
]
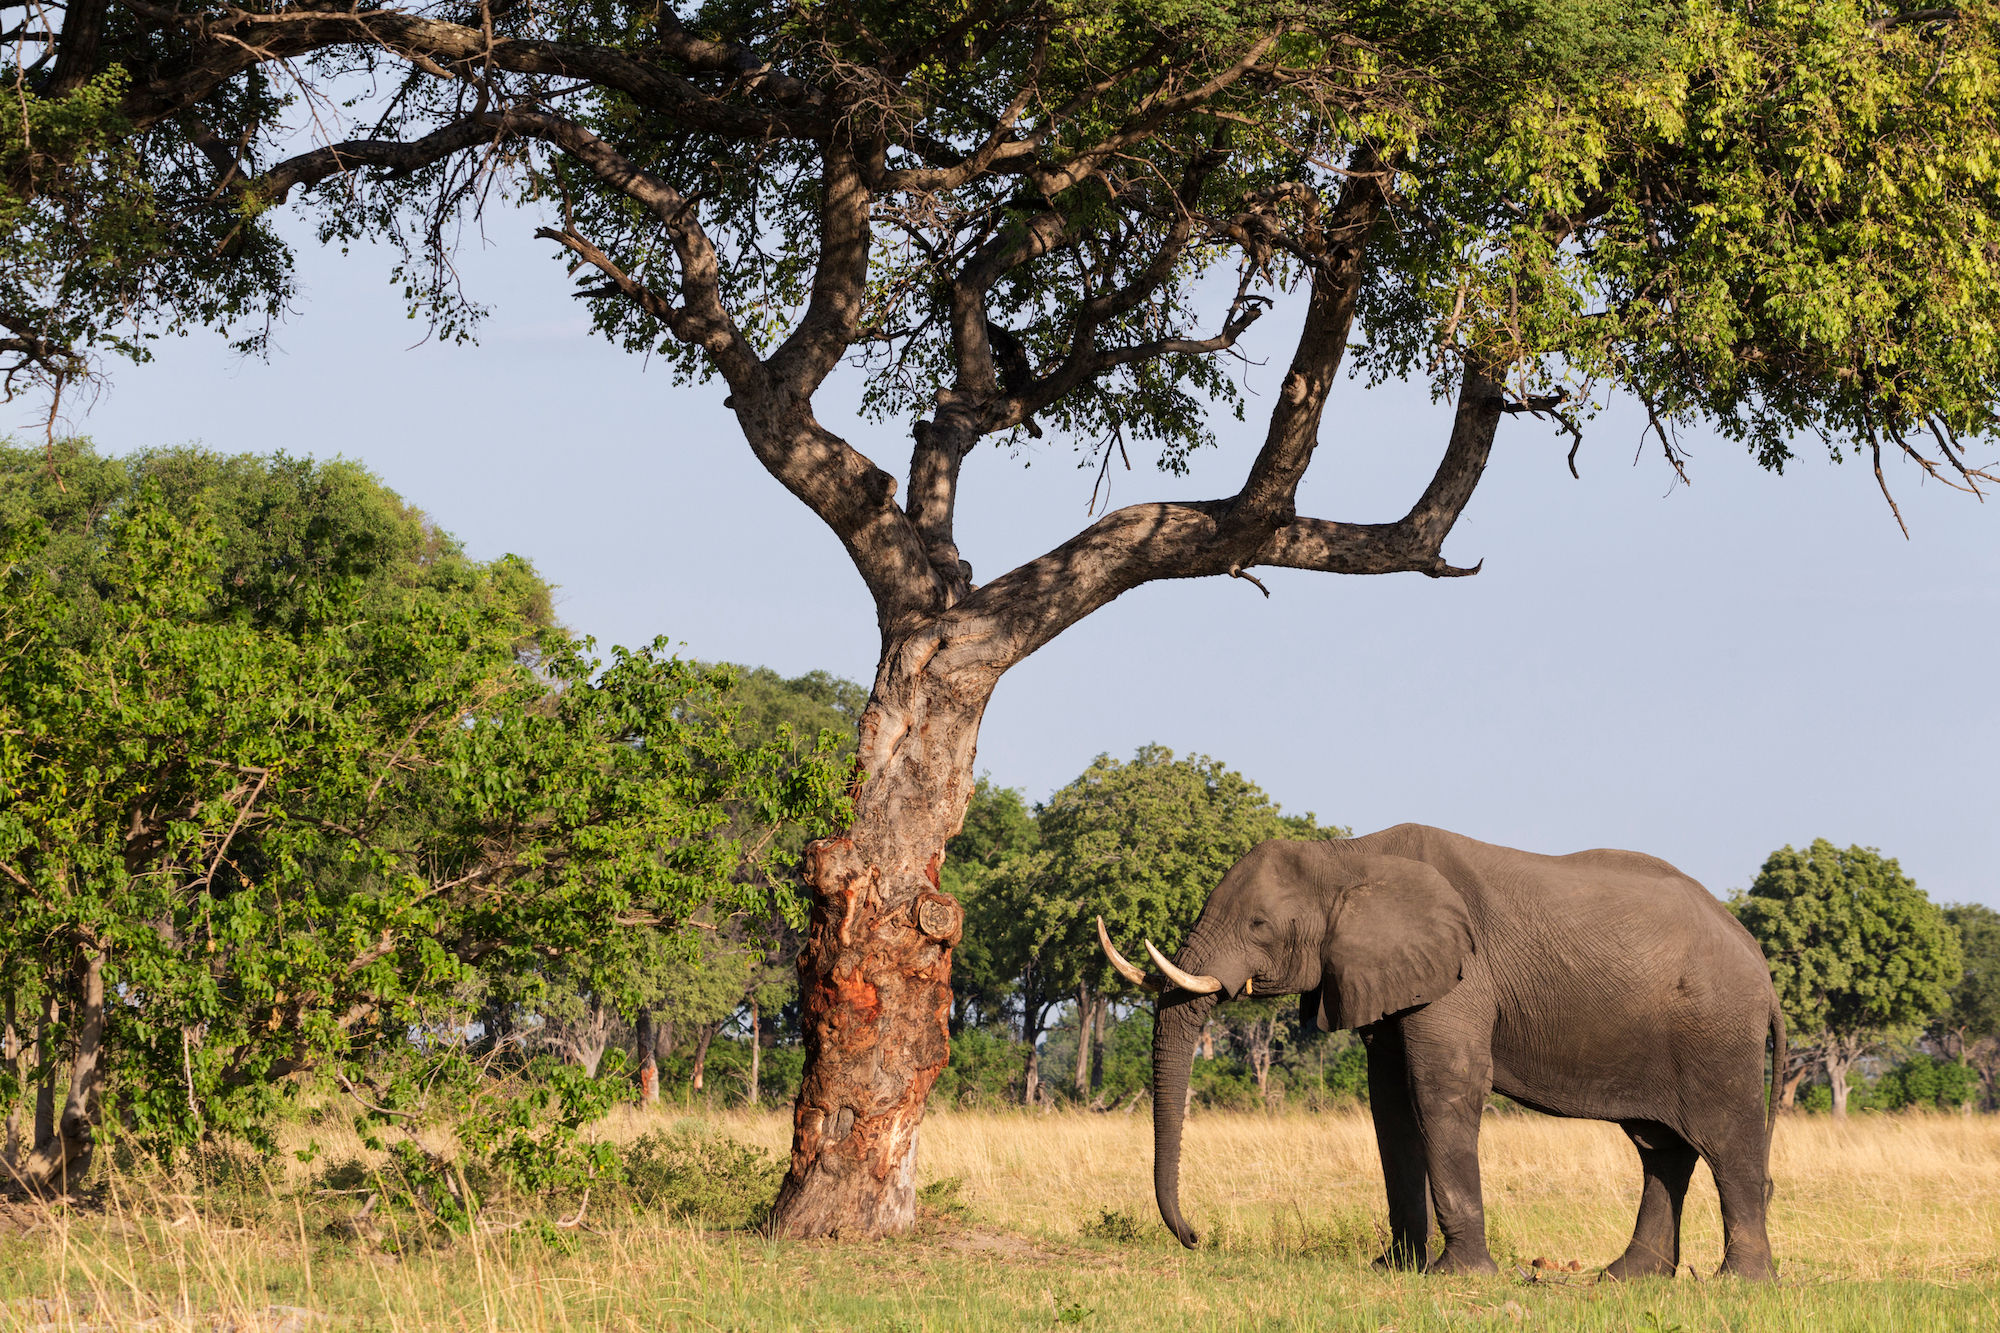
[
  {"left": 1348, "top": 824, "right": 1775, "bottom": 1127},
  {"left": 1348, "top": 824, "right": 1762, "bottom": 978}
]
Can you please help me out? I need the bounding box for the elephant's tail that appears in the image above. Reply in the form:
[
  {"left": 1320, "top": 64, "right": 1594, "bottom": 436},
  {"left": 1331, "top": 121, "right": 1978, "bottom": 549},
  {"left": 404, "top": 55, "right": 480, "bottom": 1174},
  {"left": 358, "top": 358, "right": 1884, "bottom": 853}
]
[{"left": 1764, "top": 1000, "right": 1785, "bottom": 1204}]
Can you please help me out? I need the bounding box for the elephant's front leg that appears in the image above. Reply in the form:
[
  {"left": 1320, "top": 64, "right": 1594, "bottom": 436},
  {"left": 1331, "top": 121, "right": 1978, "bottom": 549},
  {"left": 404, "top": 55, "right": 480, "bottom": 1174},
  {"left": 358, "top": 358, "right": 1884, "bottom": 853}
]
[
  {"left": 1362, "top": 1023, "right": 1430, "bottom": 1269},
  {"left": 1399, "top": 1005, "right": 1499, "bottom": 1276}
]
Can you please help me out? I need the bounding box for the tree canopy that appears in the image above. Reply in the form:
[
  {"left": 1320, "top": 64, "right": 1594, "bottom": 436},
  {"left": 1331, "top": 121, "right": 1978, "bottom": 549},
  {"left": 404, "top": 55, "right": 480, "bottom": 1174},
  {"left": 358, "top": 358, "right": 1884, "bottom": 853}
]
[
  {"left": 1733, "top": 839, "right": 1963, "bottom": 1116},
  {"left": 0, "top": 440, "right": 848, "bottom": 1191},
  {"left": 11, "top": 0, "right": 2000, "bottom": 1235}
]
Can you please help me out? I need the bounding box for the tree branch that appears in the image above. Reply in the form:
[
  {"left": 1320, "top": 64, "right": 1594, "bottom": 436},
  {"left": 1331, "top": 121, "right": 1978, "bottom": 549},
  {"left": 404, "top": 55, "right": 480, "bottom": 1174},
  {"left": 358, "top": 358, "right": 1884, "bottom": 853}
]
[{"left": 940, "top": 355, "right": 1503, "bottom": 676}]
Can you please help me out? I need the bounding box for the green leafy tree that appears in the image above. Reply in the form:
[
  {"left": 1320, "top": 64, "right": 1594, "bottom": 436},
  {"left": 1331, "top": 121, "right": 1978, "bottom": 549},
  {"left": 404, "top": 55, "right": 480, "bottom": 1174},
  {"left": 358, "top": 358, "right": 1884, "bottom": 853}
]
[
  {"left": 1733, "top": 841, "right": 1964, "bottom": 1118},
  {"left": 1938, "top": 904, "right": 2000, "bottom": 1109},
  {"left": 13, "top": 0, "right": 2000, "bottom": 1234},
  {"left": 0, "top": 441, "right": 847, "bottom": 1192},
  {"left": 1870, "top": 1053, "right": 1979, "bottom": 1112},
  {"left": 943, "top": 778, "right": 1040, "bottom": 1038},
  {"left": 982, "top": 746, "right": 1341, "bottom": 1105}
]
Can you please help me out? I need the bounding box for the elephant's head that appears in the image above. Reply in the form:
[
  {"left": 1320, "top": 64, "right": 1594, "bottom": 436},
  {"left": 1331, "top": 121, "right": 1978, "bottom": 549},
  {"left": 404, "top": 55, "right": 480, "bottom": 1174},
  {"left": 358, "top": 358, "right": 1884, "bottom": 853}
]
[{"left": 1098, "top": 839, "right": 1475, "bottom": 1248}]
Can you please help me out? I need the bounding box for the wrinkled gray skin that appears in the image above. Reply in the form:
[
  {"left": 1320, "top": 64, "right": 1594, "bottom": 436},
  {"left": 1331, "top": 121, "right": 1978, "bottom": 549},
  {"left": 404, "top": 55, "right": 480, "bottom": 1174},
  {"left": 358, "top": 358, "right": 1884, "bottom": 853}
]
[{"left": 1150, "top": 824, "right": 1782, "bottom": 1279}]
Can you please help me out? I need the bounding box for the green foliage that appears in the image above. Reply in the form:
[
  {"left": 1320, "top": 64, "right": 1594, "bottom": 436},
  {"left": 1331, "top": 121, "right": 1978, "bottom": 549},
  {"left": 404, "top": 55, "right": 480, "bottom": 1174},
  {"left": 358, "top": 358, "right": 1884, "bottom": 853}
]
[
  {"left": 0, "top": 440, "right": 848, "bottom": 1164},
  {"left": 0, "top": 67, "right": 293, "bottom": 396},
  {"left": 946, "top": 777, "right": 1042, "bottom": 1032},
  {"left": 929, "top": 1026, "right": 1028, "bottom": 1109},
  {"left": 916, "top": 1175, "right": 968, "bottom": 1223},
  {"left": 1733, "top": 840, "right": 1964, "bottom": 1048},
  {"left": 1080, "top": 1208, "right": 1146, "bottom": 1243},
  {"left": 1940, "top": 904, "right": 2000, "bottom": 1044},
  {"left": 612, "top": 1122, "right": 784, "bottom": 1228},
  {"left": 1009, "top": 745, "right": 1342, "bottom": 1000},
  {"left": 1870, "top": 1054, "right": 1979, "bottom": 1112},
  {"left": 456, "top": 1059, "right": 629, "bottom": 1201}
]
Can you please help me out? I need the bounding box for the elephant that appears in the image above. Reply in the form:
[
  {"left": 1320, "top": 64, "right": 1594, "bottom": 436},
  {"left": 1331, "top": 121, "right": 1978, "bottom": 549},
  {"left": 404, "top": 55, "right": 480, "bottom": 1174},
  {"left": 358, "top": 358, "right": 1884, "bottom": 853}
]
[{"left": 1098, "top": 823, "right": 1783, "bottom": 1279}]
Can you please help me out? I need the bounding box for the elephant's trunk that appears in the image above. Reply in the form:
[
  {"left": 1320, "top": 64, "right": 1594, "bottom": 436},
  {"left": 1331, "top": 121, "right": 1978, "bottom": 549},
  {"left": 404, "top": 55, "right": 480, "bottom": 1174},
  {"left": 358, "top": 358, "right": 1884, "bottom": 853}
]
[{"left": 1151, "top": 987, "right": 1218, "bottom": 1249}]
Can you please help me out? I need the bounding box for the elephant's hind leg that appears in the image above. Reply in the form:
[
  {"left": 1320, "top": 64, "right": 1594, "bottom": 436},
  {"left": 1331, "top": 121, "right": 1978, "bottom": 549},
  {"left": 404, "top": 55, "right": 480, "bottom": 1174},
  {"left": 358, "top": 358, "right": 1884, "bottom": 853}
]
[
  {"left": 1362, "top": 1023, "right": 1430, "bottom": 1270},
  {"left": 1602, "top": 1121, "right": 1697, "bottom": 1280}
]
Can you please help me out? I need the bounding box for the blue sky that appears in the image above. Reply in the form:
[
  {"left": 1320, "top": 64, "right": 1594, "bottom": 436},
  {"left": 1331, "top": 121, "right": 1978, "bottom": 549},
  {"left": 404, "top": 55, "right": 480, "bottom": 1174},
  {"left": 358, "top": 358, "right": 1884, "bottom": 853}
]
[{"left": 26, "top": 223, "right": 1999, "bottom": 907}]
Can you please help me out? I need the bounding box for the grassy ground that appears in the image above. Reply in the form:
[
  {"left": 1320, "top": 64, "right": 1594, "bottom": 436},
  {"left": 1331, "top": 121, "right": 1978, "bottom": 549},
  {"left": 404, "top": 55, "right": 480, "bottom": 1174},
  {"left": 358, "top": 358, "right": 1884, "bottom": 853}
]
[{"left": 3, "top": 1106, "right": 1997, "bottom": 1332}]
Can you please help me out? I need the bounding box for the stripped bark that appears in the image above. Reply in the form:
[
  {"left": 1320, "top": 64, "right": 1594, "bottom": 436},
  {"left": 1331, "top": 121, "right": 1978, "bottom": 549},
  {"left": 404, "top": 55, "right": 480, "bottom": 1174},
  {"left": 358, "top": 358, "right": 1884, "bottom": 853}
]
[{"left": 634, "top": 1008, "right": 659, "bottom": 1104}]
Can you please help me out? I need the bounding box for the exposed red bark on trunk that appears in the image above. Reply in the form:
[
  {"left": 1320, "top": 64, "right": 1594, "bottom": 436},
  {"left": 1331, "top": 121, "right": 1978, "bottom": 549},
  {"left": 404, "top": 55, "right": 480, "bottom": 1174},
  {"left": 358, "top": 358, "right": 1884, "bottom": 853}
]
[
  {"left": 635, "top": 1007, "right": 659, "bottom": 1104},
  {"left": 767, "top": 656, "right": 985, "bottom": 1239}
]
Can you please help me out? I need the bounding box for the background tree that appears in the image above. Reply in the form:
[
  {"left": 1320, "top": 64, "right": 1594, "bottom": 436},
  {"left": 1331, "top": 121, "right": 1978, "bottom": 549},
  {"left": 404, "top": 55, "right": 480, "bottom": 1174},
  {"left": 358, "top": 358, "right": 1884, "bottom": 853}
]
[
  {"left": 1938, "top": 904, "right": 2000, "bottom": 1109},
  {"left": 1734, "top": 841, "right": 1964, "bottom": 1118},
  {"left": 943, "top": 779, "right": 1040, "bottom": 1039},
  {"left": 962, "top": 747, "right": 1337, "bottom": 1106},
  {"left": 1030, "top": 746, "right": 1339, "bottom": 1100},
  {"left": 9, "top": 0, "right": 2000, "bottom": 1233},
  {"left": 0, "top": 440, "right": 847, "bottom": 1191}
]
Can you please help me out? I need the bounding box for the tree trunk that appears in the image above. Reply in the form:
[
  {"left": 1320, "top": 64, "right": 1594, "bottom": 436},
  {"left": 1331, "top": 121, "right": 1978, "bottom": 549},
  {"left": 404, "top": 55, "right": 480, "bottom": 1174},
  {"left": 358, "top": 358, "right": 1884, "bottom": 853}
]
[
  {"left": 21, "top": 949, "right": 106, "bottom": 1197},
  {"left": 2, "top": 990, "right": 20, "bottom": 1176},
  {"left": 32, "top": 990, "right": 57, "bottom": 1152},
  {"left": 1779, "top": 1052, "right": 1815, "bottom": 1111},
  {"left": 1072, "top": 984, "right": 1095, "bottom": 1098},
  {"left": 1022, "top": 1015, "right": 1043, "bottom": 1108},
  {"left": 1249, "top": 1020, "right": 1275, "bottom": 1104},
  {"left": 1091, "top": 995, "right": 1109, "bottom": 1098},
  {"left": 691, "top": 1020, "right": 721, "bottom": 1094},
  {"left": 745, "top": 1000, "right": 762, "bottom": 1108},
  {"left": 569, "top": 998, "right": 611, "bottom": 1077},
  {"left": 635, "top": 1008, "right": 659, "bottom": 1104},
  {"left": 768, "top": 660, "right": 983, "bottom": 1239},
  {"left": 1825, "top": 1045, "right": 1857, "bottom": 1119}
]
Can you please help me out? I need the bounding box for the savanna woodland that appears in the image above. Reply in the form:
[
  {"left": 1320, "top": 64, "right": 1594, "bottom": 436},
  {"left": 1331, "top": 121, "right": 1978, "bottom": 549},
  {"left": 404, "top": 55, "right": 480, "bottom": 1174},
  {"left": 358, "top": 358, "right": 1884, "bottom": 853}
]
[{"left": 5, "top": 0, "right": 2000, "bottom": 1258}]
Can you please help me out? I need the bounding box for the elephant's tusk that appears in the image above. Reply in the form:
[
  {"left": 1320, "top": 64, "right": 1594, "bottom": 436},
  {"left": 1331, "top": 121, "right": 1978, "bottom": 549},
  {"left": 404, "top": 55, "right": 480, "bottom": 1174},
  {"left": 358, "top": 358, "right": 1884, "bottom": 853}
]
[
  {"left": 1244, "top": 977, "right": 1253, "bottom": 995},
  {"left": 1096, "top": 917, "right": 1160, "bottom": 990},
  {"left": 1144, "top": 940, "right": 1224, "bottom": 994}
]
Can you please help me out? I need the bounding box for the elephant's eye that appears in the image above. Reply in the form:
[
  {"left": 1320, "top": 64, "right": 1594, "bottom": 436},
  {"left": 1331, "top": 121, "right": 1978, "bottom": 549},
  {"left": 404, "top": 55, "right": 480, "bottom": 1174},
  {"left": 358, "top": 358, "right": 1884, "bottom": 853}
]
[{"left": 1249, "top": 918, "right": 1266, "bottom": 929}]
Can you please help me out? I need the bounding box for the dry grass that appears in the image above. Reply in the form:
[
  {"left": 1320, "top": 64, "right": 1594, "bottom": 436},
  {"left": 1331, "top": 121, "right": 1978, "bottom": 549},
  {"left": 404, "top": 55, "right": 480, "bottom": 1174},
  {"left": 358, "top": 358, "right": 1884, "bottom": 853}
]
[
  {"left": 2, "top": 1106, "right": 1997, "bottom": 1333},
  {"left": 604, "top": 1104, "right": 2000, "bottom": 1281}
]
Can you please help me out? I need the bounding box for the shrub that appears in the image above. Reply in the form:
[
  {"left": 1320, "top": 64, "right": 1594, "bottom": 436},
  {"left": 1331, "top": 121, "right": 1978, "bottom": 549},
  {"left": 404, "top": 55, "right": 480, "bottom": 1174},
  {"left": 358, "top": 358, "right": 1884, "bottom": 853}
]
[
  {"left": 931, "top": 1026, "right": 1026, "bottom": 1107},
  {"left": 1873, "top": 1054, "right": 1979, "bottom": 1111},
  {"left": 759, "top": 1046, "right": 806, "bottom": 1104},
  {"left": 917, "top": 1175, "right": 969, "bottom": 1222},
  {"left": 1081, "top": 1207, "right": 1145, "bottom": 1242},
  {"left": 610, "top": 1122, "right": 784, "bottom": 1229}
]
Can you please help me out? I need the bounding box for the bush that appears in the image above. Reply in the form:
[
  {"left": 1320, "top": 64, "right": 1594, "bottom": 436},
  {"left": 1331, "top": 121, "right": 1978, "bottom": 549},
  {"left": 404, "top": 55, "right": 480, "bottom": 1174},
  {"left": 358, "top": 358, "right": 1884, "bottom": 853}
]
[
  {"left": 759, "top": 1045, "right": 806, "bottom": 1104},
  {"left": 1873, "top": 1054, "right": 1979, "bottom": 1111},
  {"left": 917, "top": 1175, "right": 969, "bottom": 1222},
  {"left": 931, "top": 1026, "right": 1026, "bottom": 1107},
  {"left": 1081, "top": 1208, "right": 1145, "bottom": 1242},
  {"left": 610, "top": 1122, "right": 784, "bottom": 1229}
]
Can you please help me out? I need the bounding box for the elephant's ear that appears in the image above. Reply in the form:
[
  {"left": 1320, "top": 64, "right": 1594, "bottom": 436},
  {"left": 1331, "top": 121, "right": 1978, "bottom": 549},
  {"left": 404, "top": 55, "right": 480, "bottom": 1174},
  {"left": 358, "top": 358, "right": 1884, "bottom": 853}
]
[{"left": 1321, "top": 856, "right": 1474, "bottom": 1030}]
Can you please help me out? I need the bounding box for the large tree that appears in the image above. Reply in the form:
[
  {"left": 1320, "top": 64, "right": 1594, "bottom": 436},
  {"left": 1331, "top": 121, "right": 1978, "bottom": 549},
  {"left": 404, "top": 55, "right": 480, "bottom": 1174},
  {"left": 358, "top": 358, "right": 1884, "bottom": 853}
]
[
  {"left": 1938, "top": 903, "right": 2000, "bottom": 1108},
  {"left": 7, "top": 0, "right": 2000, "bottom": 1232},
  {"left": 1733, "top": 840, "right": 1963, "bottom": 1118},
  {"left": 0, "top": 440, "right": 845, "bottom": 1190}
]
